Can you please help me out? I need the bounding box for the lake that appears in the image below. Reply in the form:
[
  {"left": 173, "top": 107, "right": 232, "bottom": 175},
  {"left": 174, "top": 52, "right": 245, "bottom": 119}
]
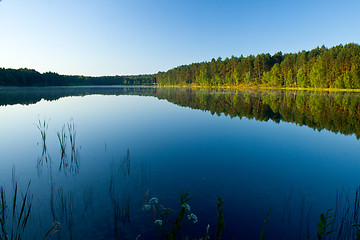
[{"left": 1, "top": 86, "right": 360, "bottom": 239}]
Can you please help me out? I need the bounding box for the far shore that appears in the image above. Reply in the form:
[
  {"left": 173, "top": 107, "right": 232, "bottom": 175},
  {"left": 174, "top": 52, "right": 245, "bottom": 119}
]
[{"left": 156, "top": 84, "right": 360, "bottom": 93}]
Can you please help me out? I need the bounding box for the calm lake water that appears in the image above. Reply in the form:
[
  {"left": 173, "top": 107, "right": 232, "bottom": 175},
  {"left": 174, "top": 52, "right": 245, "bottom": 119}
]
[{"left": 1, "top": 86, "right": 360, "bottom": 239}]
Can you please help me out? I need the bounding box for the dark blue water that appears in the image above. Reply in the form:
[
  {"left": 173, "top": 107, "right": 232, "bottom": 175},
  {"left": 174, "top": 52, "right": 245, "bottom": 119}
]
[{"left": 1, "top": 86, "right": 360, "bottom": 239}]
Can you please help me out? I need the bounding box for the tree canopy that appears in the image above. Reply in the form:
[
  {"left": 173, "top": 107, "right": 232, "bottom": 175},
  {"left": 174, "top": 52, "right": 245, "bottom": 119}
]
[
  {"left": 155, "top": 43, "right": 360, "bottom": 89},
  {"left": 0, "top": 68, "right": 155, "bottom": 87},
  {"left": 1, "top": 43, "right": 359, "bottom": 89}
]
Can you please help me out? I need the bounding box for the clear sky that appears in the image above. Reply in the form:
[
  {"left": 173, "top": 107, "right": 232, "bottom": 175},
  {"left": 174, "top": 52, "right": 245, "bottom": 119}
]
[{"left": 0, "top": 0, "right": 359, "bottom": 76}]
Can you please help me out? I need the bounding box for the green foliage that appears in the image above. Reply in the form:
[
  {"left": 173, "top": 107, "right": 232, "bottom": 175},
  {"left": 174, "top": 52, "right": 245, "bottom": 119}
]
[
  {"left": 317, "top": 209, "right": 336, "bottom": 239},
  {"left": 351, "top": 66, "right": 360, "bottom": 88},
  {"left": 285, "top": 69, "right": 293, "bottom": 87},
  {"left": 335, "top": 75, "right": 344, "bottom": 89},
  {"left": 244, "top": 72, "right": 251, "bottom": 85},
  {"left": 304, "top": 209, "right": 336, "bottom": 240},
  {"left": 343, "top": 71, "right": 352, "bottom": 89},
  {"left": 155, "top": 43, "right": 360, "bottom": 90},
  {"left": 143, "top": 192, "right": 197, "bottom": 240},
  {"left": 0, "top": 68, "right": 155, "bottom": 87},
  {"left": 196, "top": 69, "right": 210, "bottom": 86},
  {"left": 309, "top": 57, "right": 327, "bottom": 88},
  {"left": 269, "top": 63, "right": 281, "bottom": 86},
  {"left": 297, "top": 69, "right": 307, "bottom": 87},
  {"left": 262, "top": 71, "right": 271, "bottom": 85},
  {"left": 143, "top": 193, "right": 228, "bottom": 240},
  {"left": 2, "top": 43, "right": 359, "bottom": 89}
]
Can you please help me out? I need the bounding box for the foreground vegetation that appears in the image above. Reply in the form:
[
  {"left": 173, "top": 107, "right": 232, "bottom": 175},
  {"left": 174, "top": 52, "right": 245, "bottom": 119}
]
[
  {"left": 3, "top": 182, "right": 360, "bottom": 240},
  {"left": 0, "top": 117, "right": 358, "bottom": 239}
]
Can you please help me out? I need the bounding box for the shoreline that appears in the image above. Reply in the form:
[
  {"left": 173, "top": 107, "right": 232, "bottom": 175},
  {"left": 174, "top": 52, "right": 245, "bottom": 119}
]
[{"left": 156, "top": 84, "right": 360, "bottom": 93}]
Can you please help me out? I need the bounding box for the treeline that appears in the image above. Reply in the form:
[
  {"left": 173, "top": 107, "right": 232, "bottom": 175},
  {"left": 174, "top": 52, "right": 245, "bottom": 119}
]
[
  {"left": 154, "top": 88, "right": 360, "bottom": 139},
  {"left": 155, "top": 43, "right": 360, "bottom": 89},
  {"left": 0, "top": 68, "right": 156, "bottom": 86}
]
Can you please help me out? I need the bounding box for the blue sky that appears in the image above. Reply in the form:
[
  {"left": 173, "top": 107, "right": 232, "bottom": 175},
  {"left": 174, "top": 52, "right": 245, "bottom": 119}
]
[{"left": 0, "top": 0, "right": 359, "bottom": 76}]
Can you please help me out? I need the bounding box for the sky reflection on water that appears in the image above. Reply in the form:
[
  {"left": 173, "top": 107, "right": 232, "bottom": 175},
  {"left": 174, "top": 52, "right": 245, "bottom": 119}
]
[{"left": 1, "top": 87, "right": 360, "bottom": 239}]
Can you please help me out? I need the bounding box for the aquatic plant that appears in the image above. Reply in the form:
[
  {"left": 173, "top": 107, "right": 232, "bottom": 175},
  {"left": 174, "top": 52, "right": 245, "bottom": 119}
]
[
  {"left": 109, "top": 149, "right": 139, "bottom": 239},
  {"left": 259, "top": 209, "right": 271, "bottom": 240},
  {"left": 67, "top": 119, "right": 79, "bottom": 175},
  {"left": 36, "top": 118, "right": 51, "bottom": 176},
  {"left": 67, "top": 119, "right": 76, "bottom": 153},
  {"left": 49, "top": 183, "right": 92, "bottom": 240},
  {"left": 216, "top": 197, "right": 225, "bottom": 240},
  {"left": 120, "top": 148, "right": 131, "bottom": 177},
  {"left": 352, "top": 223, "right": 360, "bottom": 240},
  {"left": 143, "top": 191, "right": 198, "bottom": 239},
  {"left": 56, "top": 125, "right": 67, "bottom": 163},
  {"left": 300, "top": 187, "right": 360, "bottom": 240},
  {"left": 0, "top": 182, "right": 32, "bottom": 240},
  {"left": 57, "top": 188, "right": 74, "bottom": 240},
  {"left": 36, "top": 118, "right": 49, "bottom": 157},
  {"left": 42, "top": 222, "right": 61, "bottom": 240},
  {"left": 332, "top": 187, "right": 360, "bottom": 239},
  {"left": 304, "top": 209, "right": 336, "bottom": 240}
]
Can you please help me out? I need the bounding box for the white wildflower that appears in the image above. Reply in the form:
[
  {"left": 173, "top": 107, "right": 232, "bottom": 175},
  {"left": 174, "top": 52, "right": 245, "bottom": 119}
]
[
  {"left": 187, "top": 213, "right": 198, "bottom": 223},
  {"left": 154, "top": 219, "right": 163, "bottom": 226},
  {"left": 143, "top": 204, "right": 151, "bottom": 211},
  {"left": 181, "top": 203, "right": 191, "bottom": 211},
  {"left": 149, "top": 197, "right": 158, "bottom": 204},
  {"left": 206, "top": 224, "right": 210, "bottom": 234}
]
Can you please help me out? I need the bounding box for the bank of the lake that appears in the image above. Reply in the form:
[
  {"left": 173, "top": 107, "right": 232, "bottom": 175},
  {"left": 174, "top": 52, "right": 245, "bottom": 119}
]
[{"left": 157, "top": 83, "right": 360, "bottom": 93}]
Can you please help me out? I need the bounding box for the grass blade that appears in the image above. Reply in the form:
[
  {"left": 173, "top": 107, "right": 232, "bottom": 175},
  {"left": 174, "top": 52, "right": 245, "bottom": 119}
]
[
  {"left": 42, "top": 222, "right": 61, "bottom": 240},
  {"left": 260, "top": 208, "right": 271, "bottom": 240},
  {"left": 1, "top": 187, "right": 5, "bottom": 222},
  {"left": 12, "top": 184, "right": 17, "bottom": 219},
  {"left": 17, "top": 193, "right": 27, "bottom": 229}
]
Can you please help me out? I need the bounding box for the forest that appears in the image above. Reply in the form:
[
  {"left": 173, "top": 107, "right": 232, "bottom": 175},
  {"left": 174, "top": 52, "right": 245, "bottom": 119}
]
[
  {"left": 0, "top": 68, "right": 155, "bottom": 86},
  {"left": 155, "top": 43, "right": 360, "bottom": 89},
  {"left": 1, "top": 43, "right": 359, "bottom": 89}
]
